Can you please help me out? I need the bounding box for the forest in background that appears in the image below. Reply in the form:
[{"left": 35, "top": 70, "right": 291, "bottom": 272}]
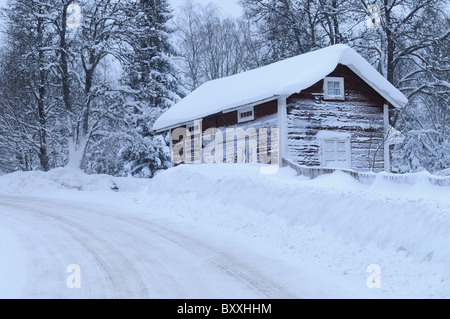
[{"left": 0, "top": 0, "right": 448, "bottom": 177}]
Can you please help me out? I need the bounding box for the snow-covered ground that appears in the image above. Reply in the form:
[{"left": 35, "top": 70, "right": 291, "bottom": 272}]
[{"left": 0, "top": 164, "right": 449, "bottom": 298}]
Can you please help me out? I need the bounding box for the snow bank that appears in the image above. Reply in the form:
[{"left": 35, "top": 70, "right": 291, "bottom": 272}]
[
  {"left": 0, "top": 167, "right": 147, "bottom": 195},
  {"left": 285, "top": 160, "right": 450, "bottom": 187},
  {"left": 148, "top": 165, "right": 450, "bottom": 265}
]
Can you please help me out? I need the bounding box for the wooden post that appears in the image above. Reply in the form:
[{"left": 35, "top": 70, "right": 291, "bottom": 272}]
[
  {"left": 277, "top": 96, "right": 288, "bottom": 167},
  {"left": 169, "top": 128, "right": 174, "bottom": 166},
  {"left": 383, "top": 103, "right": 390, "bottom": 172}
]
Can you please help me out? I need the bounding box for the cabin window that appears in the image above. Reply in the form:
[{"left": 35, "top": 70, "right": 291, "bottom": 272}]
[
  {"left": 238, "top": 106, "right": 255, "bottom": 123},
  {"left": 324, "top": 77, "right": 345, "bottom": 100},
  {"left": 321, "top": 138, "right": 351, "bottom": 169},
  {"left": 187, "top": 123, "right": 200, "bottom": 135}
]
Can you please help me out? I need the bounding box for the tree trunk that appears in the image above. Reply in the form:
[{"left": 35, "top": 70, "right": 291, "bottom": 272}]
[
  {"left": 37, "top": 10, "right": 50, "bottom": 172},
  {"left": 59, "top": 1, "right": 81, "bottom": 169},
  {"left": 384, "top": 0, "right": 395, "bottom": 84}
]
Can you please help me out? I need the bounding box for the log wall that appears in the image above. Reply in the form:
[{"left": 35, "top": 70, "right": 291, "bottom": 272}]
[{"left": 287, "top": 64, "right": 386, "bottom": 172}]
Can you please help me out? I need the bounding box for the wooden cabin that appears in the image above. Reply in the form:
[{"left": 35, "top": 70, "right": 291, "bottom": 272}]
[{"left": 154, "top": 44, "right": 408, "bottom": 172}]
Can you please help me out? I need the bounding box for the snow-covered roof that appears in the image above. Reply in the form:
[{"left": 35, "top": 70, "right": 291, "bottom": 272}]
[{"left": 154, "top": 44, "right": 408, "bottom": 132}]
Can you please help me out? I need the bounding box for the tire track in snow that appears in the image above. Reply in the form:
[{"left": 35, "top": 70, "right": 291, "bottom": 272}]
[
  {"left": 0, "top": 202, "right": 97, "bottom": 298},
  {"left": 46, "top": 203, "right": 296, "bottom": 298}
]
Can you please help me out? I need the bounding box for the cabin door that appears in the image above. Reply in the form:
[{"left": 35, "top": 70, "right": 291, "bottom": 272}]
[{"left": 322, "top": 139, "right": 351, "bottom": 169}]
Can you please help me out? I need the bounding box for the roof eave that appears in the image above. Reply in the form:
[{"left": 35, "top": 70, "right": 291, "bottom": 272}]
[
  {"left": 221, "top": 95, "right": 281, "bottom": 114},
  {"left": 154, "top": 95, "right": 282, "bottom": 133}
]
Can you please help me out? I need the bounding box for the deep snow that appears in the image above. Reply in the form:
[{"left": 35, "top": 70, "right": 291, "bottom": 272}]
[{"left": 1, "top": 164, "right": 450, "bottom": 298}]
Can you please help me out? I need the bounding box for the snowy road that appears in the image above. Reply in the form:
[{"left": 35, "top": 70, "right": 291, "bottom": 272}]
[
  {"left": 0, "top": 194, "right": 378, "bottom": 299},
  {"left": 0, "top": 195, "right": 300, "bottom": 299}
]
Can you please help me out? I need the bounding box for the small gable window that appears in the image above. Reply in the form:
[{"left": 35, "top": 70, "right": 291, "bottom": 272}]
[
  {"left": 324, "top": 77, "right": 345, "bottom": 100},
  {"left": 238, "top": 106, "right": 254, "bottom": 123},
  {"left": 187, "top": 124, "right": 200, "bottom": 135}
]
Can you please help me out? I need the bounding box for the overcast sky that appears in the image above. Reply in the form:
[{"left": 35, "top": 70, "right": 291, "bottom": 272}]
[
  {"left": 0, "top": 0, "right": 243, "bottom": 33},
  {"left": 0, "top": 0, "right": 243, "bottom": 16},
  {"left": 170, "top": 0, "right": 243, "bottom": 17}
]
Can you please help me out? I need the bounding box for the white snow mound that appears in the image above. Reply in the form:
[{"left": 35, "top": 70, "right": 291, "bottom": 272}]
[{"left": 0, "top": 167, "right": 146, "bottom": 194}]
